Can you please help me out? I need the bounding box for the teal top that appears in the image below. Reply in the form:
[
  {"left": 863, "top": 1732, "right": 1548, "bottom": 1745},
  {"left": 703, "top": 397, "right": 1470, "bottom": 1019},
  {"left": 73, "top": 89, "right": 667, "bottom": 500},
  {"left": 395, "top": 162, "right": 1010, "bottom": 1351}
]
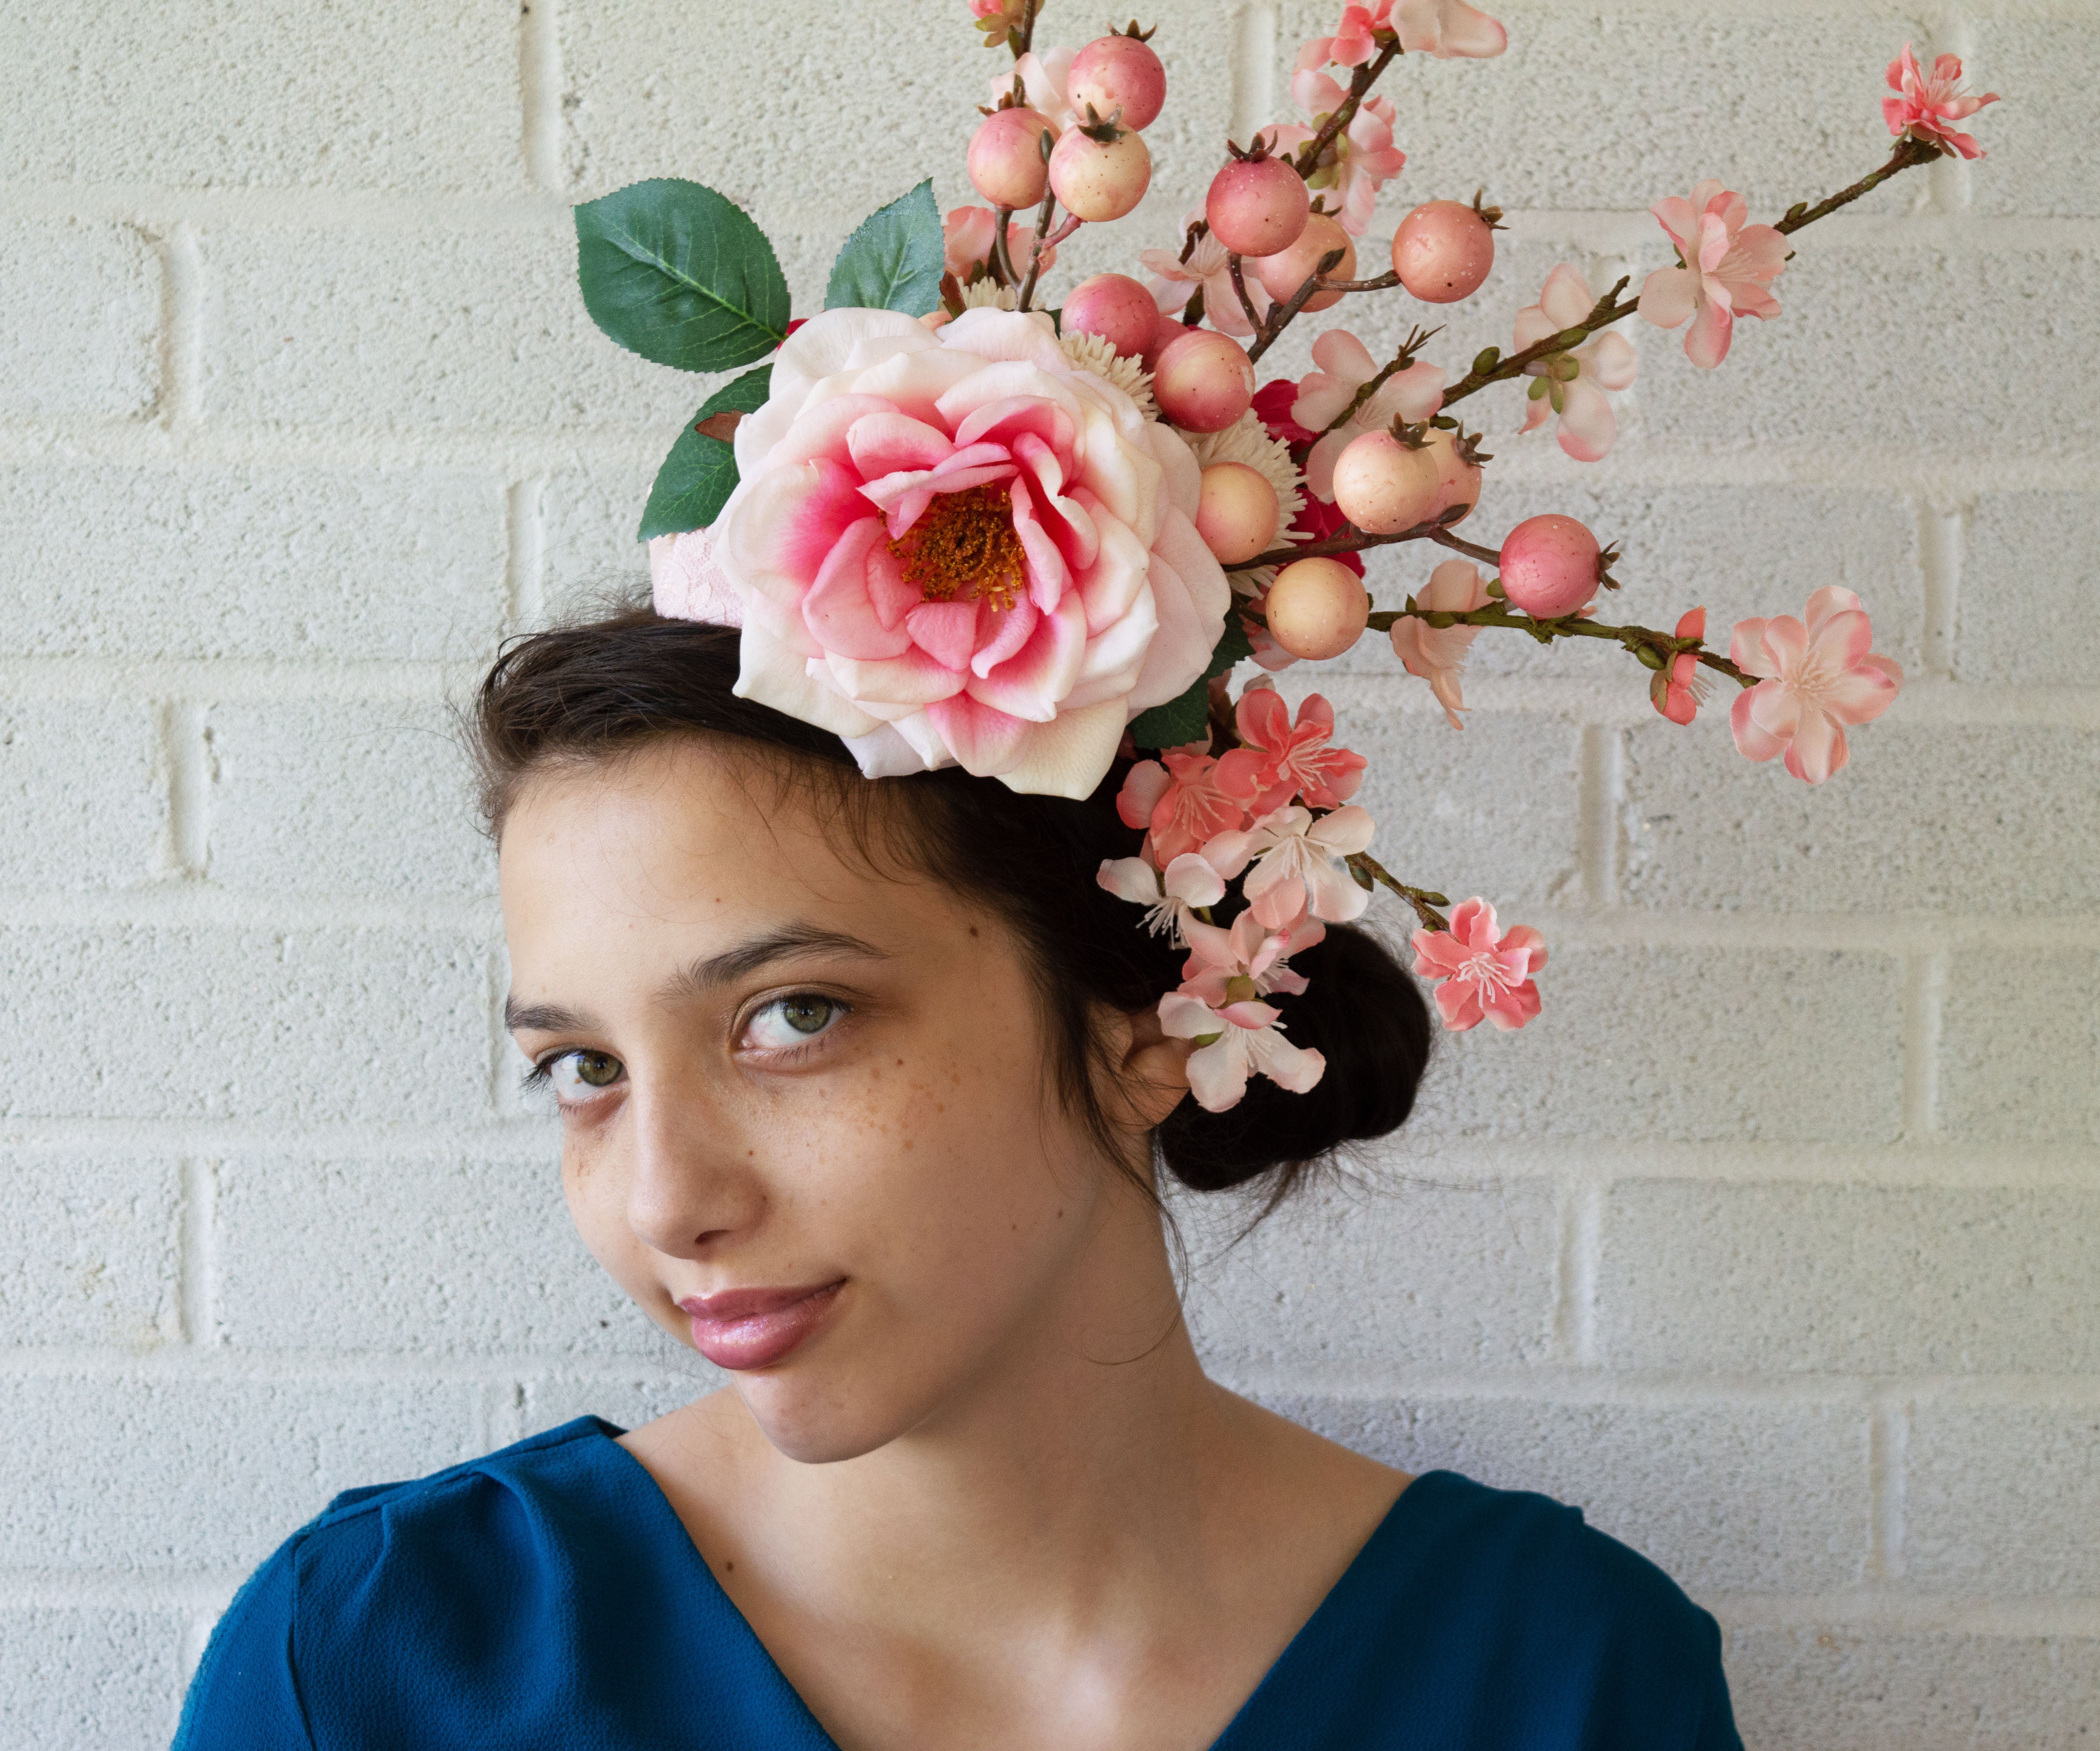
[{"left": 175, "top": 1416, "right": 1742, "bottom": 1749}]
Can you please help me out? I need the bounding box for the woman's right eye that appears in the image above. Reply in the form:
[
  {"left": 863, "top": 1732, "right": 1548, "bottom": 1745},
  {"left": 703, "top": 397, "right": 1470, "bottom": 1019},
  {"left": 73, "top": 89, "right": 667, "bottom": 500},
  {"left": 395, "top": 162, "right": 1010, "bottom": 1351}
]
[{"left": 542, "top": 1050, "right": 625, "bottom": 1104}]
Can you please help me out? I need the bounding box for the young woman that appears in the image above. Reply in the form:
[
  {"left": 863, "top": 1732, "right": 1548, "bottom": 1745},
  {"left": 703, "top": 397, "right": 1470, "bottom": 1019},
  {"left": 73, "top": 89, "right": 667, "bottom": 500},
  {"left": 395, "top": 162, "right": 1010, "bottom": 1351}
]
[{"left": 172, "top": 613, "right": 1741, "bottom": 1750}]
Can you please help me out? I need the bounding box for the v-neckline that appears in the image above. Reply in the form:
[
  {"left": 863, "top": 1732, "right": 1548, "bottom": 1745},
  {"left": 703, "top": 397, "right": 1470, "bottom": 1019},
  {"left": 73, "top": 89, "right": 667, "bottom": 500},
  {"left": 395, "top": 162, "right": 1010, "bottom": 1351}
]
[{"left": 591, "top": 1420, "right": 1429, "bottom": 1751}]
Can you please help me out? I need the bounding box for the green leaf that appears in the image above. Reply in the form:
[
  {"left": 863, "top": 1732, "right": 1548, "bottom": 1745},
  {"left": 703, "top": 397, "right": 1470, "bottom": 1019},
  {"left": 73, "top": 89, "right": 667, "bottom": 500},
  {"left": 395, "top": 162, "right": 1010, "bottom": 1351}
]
[
  {"left": 637, "top": 366, "right": 773, "bottom": 541},
  {"left": 1125, "top": 618, "right": 1256, "bottom": 750},
  {"left": 825, "top": 180, "right": 945, "bottom": 316},
  {"left": 575, "top": 179, "right": 790, "bottom": 373}
]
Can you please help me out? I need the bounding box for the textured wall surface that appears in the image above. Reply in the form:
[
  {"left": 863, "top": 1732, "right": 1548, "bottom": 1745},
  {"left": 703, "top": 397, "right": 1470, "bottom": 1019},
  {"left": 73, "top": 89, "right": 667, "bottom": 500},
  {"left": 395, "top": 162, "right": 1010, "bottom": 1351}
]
[{"left": 2, "top": 1, "right": 2095, "bottom": 1745}]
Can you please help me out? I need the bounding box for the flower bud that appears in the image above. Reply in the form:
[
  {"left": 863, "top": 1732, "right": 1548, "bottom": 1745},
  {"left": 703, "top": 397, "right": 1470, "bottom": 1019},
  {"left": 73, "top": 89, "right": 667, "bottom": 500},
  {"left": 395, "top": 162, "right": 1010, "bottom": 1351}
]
[{"left": 1634, "top": 643, "right": 1668, "bottom": 671}]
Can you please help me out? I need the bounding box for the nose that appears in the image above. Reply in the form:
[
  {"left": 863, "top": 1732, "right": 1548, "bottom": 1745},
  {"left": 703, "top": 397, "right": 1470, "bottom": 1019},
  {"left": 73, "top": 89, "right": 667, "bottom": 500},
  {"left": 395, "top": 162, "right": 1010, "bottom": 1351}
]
[{"left": 620, "top": 1072, "right": 765, "bottom": 1260}]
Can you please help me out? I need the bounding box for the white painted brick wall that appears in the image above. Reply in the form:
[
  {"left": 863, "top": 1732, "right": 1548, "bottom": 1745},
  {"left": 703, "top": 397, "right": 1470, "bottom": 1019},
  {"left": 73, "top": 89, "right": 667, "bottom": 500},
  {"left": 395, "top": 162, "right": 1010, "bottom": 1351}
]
[{"left": 1, "top": 1, "right": 2093, "bottom": 1744}]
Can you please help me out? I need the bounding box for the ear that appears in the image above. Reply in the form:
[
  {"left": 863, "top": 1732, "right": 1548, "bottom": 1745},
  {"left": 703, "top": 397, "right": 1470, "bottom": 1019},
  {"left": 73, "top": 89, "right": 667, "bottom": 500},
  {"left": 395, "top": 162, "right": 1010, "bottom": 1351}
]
[{"left": 1095, "top": 998, "right": 1194, "bottom": 1134}]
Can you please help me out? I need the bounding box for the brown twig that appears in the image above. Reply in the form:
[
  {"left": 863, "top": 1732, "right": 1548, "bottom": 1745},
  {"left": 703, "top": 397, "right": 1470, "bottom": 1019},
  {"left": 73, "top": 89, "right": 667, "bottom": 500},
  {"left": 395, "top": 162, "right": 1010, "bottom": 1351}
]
[
  {"left": 1318, "top": 324, "right": 1442, "bottom": 436},
  {"left": 1363, "top": 601, "right": 1752, "bottom": 687},
  {"left": 1225, "top": 253, "right": 1263, "bottom": 331},
  {"left": 1014, "top": 183, "right": 1058, "bottom": 311},
  {"left": 1345, "top": 852, "right": 1452, "bottom": 934},
  {"left": 988, "top": 206, "right": 1019, "bottom": 287},
  {"left": 1775, "top": 135, "right": 1941, "bottom": 233}
]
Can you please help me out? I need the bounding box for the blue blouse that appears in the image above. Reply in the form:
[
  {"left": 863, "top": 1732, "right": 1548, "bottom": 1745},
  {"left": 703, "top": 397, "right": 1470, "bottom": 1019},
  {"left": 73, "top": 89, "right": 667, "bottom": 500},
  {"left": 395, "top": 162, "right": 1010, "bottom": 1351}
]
[{"left": 174, "top": 1416, "right": 1742, "bottom": 1749}]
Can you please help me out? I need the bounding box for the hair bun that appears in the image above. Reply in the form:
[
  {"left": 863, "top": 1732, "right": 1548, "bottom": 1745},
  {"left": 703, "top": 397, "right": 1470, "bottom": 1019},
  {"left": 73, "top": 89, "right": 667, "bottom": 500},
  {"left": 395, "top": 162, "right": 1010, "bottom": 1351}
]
[{"left": 1158, "top": 922, "right": 1432, "bottom": 1192}]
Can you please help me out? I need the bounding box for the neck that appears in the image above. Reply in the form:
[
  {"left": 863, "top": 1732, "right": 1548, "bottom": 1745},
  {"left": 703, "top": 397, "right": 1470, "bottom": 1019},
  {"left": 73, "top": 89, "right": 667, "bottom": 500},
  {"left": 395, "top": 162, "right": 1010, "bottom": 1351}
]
[{"left": 710, "top": 1172, "right": 1245, "bottom": 1621}]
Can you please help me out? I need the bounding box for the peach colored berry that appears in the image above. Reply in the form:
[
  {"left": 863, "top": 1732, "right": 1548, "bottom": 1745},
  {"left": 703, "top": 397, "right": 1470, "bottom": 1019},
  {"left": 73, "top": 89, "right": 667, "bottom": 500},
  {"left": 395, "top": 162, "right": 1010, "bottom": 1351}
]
[
  {"left": 1206, "top": 154, "right": 1310, "bottom": 258},
  {"left": 1061, "top": 273, "right": 1159, "bottom": 359},
  {"left": 1252, "top": 214, "right": 1354, "bottom": 313},
  {"left": 1498, "top": 514, "right": 1601, "bottom": 618},
  {"left": 1426, "top": 427, "right": 1481, "bottom": 523},
  {"left": 1392, "top": 201, "right": 1496, "bottom": 303},
  {"left": 1048, "top": 124, "right": 1152, "bottom": 221},
  {"left": 1152, "top": 328, "right": 1255, "bottom": 432},
  {"left": 1331, "top": 430, "right": 1442, "bottom": 535},
  {"left": 968, "top": 108, "right": 1054, "bottom": 209},
  {"left": 1068, "top": 33, "right": 1167, "bottom": 131},
  {"left": 1265, "top": 557, "right": 1370, "bottom": 659},
  {"left": 1196, "top": 463, "right": 1281, "bottom": 564}
]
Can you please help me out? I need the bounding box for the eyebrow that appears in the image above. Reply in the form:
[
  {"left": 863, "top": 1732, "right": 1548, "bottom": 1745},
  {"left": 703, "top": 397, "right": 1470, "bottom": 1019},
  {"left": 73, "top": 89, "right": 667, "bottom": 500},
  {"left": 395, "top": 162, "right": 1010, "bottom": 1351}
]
[{"left": 503, "top": 923, "right": 890, "bottom": 1037}]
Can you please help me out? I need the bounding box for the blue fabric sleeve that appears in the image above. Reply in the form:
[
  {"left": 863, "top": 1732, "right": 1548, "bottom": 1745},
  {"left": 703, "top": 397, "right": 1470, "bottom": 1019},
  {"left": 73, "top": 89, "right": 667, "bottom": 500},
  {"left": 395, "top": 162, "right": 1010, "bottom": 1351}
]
[{"left": 170, "top": 1538, "right": 316, "bottom": 1751}]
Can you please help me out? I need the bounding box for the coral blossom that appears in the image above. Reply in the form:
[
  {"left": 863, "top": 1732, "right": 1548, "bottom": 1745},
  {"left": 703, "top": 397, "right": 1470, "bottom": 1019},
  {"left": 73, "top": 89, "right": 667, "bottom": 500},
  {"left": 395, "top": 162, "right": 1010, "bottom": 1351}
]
[
  {"left": 1235, "top": 685, "right": 1367, "bottom": 812},
  {"left": 1729, "top": 587, "right": 1903, "bottom": 784},
  {"left": 1651, "top": 607, "right": 1712, "bottom": 725},
  {"left": 1390, "top": 559, "right": 1492, "bottom": 730},
  {"left": 1638, "top": 181, "right": 1787, "bottom": 369},
  {"left": 1303, "top": 0, "right": 1506, "bottom": 63},
  {"left": 654, "top": 307, "right": 1229, "bottom": 798},
  {"left": 1179, "top": 908, "right": 1323, "bottom": 1004},
  {"left": 1411, "top": 898, "right": 1546, "bottom": 1032},
  {"left": 1118, "top": 744, "right": 1264, "bottom": 862},
  {"left": 1883, "top": 45, "right": 1998, "bottom": 160},
  {"left": 1515, "top": 264, "right": 1638, "bottom": 462}
]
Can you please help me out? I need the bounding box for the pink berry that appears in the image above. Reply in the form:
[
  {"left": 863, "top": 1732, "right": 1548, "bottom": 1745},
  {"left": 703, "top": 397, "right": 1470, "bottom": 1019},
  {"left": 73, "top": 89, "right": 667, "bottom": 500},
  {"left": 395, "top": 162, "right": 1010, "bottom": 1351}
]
[
  {"left": 968, "top": 108, "right": 1053, "bottom": 210},
  {"left": 1498, "top": 514, "right": 1601, "bottom": 618},
  {"left": 1426, "top": 427, "right": 1480, "bottom": 523},
  {"left": 1067, "top": 34, "right": 1167, "bottom": 132},
  {"left": 1048, "top": 125, "right": 1151, "bottom": 222},
  {"left": 1252, "top": 214, "right": 1354, "bottom": 313},
  {"left": 1195, "top": 463, "right": 1280, "bottom": 564},
  {"left": 1265, "top": 557, "right": 1369, "bottom": 659},
  {"left": 1391, "top": 201, "right": 1495, "bottom": 304},
  {"left": 1140, "top": 307, "right": 1184, "bottom": 371},
  {"left": 1331, "top": 430, "right": 1442, "bottom": 535},
  {"left": 1061, "top": 273, "right": 1158, "bottom": 359},
  {"left": 1151, "top": 328, "right": 1255, "bottom": 432},
  {"left": 1205, "top": 154, "right": 1309, "bottom": 258}
]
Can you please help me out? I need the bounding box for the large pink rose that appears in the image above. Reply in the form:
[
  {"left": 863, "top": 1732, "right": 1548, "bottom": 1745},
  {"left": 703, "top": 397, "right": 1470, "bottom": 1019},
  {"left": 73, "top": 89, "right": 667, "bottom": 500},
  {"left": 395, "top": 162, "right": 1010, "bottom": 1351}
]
[{"left": 649, "top": 307, "right": 1229, "bottom": 798}]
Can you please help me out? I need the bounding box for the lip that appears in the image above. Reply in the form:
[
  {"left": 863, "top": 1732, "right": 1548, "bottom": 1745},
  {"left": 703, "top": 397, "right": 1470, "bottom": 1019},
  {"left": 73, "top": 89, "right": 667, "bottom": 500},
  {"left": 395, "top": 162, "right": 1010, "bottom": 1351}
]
[{"left": 676, "top": 1281, "right": 844, "bottom": 1371}]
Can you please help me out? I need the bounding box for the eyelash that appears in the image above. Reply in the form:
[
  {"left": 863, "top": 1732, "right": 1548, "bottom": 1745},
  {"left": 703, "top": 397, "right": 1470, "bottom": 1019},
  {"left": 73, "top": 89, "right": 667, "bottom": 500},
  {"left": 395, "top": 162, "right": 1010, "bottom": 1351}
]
[{"left": 520, "top": 992, "right": 853, "bottom": 1102}]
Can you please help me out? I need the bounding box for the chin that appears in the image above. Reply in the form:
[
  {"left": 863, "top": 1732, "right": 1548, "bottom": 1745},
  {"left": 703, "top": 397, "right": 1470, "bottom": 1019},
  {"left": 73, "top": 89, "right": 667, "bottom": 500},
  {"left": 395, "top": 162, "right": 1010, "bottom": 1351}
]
[{"left": 730, "top": 1368, "right": 931, "bottom": 1466}]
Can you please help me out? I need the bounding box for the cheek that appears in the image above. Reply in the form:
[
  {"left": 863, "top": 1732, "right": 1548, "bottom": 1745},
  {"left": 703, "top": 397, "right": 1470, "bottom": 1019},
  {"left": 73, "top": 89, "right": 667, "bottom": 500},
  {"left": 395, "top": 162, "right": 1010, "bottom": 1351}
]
[{"left": 560, "top": 1130, "right": 651, "bottom": 1292}]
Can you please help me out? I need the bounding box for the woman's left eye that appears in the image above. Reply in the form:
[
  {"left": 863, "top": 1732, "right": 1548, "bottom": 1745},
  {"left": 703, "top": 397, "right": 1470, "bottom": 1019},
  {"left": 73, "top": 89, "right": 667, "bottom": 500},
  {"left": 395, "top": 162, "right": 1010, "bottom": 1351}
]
[
  {"left": 541, "top": 1049, "right": 625, "bottom": 1103},
  {"left": 741, "top": 994, "right": 846, "bottom": 1053}
]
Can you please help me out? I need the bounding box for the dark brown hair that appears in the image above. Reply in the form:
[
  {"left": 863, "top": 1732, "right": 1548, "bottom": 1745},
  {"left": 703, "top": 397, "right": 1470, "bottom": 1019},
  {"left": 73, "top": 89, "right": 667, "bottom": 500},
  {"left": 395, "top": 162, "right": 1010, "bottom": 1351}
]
[{"left": 471, "top": 608, "right": 1431, "bottom": 1202}]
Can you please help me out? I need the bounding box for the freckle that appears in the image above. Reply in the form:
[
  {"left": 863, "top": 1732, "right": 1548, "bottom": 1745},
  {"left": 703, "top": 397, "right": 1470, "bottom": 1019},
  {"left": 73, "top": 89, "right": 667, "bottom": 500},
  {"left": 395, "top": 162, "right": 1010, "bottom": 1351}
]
[
  {"left": 894, "top": 1058, "right": 904, "bottom": 1067},
  {"left": 1056, "top": 1209, "right": 1064, "bottom": 1219},
  {"left": 968, "top": 925, "right": 979, "bottom": 937},
  {"left": 725, "top": 1560, "right": 735, "bottom": 1572}
]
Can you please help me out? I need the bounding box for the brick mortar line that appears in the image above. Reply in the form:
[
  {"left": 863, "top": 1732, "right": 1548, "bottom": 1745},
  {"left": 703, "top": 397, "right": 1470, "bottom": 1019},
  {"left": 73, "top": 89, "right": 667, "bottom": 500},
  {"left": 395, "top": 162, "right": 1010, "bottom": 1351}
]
[
  {"left": 519, "top": 0, "right": 564, "bottom": 193},
  {"left": 1228, "top": 3, "right": 1277, "bottom": 146}
]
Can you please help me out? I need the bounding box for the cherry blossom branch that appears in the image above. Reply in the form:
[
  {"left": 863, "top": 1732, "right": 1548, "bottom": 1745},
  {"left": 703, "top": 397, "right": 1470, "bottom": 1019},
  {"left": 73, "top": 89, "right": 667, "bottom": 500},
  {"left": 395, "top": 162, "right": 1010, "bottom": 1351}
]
[
  {"left": 1364, "top": 601, "right": 1752, "bottom": 686},
  {"left": 1008, "top": 0, "right": 1040, "bottom": 103},
  {"left": 1775, "top": 134, "right": 1941, "bottom": 232},
  {"left": 1439, "top": 137, "right": 1945, "bottom": 408},
  {"left": 1226, "top": 251, "right": 1263, "bottom": 331},
  {"left": 1318, "top": 324, "right": 1441, "bottom": 436},
  {"left": 1290, "top": 38, "right": 1402, "bottom": 180},
  {"left": 989, "top": 205, "right": 1020, "bottom": 287},
  {"left": 1314, "top": 270, "right": 1403, "bottom": 295},
  {"left": 1345, "top": 853, "right": 1452, "bottom": 933},
  {"left": 1244, "top": 509, "right": 1470, "bottom": 569}
]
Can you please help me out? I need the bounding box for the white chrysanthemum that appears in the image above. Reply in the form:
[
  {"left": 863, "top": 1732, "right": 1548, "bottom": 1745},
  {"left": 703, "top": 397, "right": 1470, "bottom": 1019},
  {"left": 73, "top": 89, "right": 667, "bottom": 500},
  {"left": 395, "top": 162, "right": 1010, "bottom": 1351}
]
[
  {"left": 1184, "top": 411, "right": 1305, "bottom": 530},
  {"left": 1228, "top": 563, "right": 1277, "bottom": 599},
  {"left": 960, "top": 279, "right": 1020, "bottom": 311},
  {"left": 1058, "top": 330, "right": 1155, "bottom": 416}
]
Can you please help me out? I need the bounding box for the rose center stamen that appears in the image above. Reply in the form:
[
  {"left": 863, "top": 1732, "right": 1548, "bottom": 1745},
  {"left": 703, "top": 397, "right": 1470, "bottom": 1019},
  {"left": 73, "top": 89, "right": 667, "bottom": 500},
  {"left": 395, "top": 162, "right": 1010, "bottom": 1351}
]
[{"left": 888, "top": 483, "right": 1027, "bottom": 612}]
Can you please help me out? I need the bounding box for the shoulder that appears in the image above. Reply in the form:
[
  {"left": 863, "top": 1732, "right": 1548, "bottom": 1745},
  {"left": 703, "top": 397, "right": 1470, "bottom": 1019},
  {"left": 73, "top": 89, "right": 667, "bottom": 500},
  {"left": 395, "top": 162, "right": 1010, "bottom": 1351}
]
[
  {"left": 176, "top": 1417, "right": 693, "bottom": 1749},
  {"left": 1320, "top": 1470, "right": 1741, "bottom": 1750}
]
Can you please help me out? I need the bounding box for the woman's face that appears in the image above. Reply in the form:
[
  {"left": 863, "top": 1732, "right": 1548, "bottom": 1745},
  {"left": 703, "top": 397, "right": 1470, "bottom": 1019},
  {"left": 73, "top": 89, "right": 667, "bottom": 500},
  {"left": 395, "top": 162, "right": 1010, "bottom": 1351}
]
[{"left": 498, "top": 739, "right": 1171, "bottom": 1463}]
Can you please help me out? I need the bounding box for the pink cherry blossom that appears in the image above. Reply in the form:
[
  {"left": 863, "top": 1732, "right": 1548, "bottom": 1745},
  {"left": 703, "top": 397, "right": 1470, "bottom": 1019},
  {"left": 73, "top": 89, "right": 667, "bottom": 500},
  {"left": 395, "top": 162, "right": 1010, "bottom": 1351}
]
[
  {"left": 1515, "top": 263, "right": 1638, "bottom": 462},
  {"left": 675, "top": 307, "right": 1230, "bottom": 799},
  {"left": 1289, "top": 328, "right": 1445, "bottom": 501},
  {"left": 993, "top": 46, "right": 1078, "bottom": 134},
  {"left": 1389, "top": 559, "right": 1491, "bottom": 730},
  {"left": 1157, "top": 988, "right": 1326, "bottom": 1112},
  {"left": 1203, "top": 804, "right": 1375, "bottom": 927},
  {"left": 1729, "top": 586, "right": 1903, "bottom": 784},
  {"left": 1272, "top": 70, "right": 1406, "bottom": 236},
  {"left": 1410, "top": 898, "right": 1545, "bottom": 1032},
  {"left": 1142, "top": 213, "right": 1271, "bottom": 340},
  {"left": 1235, "top": 684, "right": 1368, "bottom": 812},
  {"left": 1097, "top": 850, "right": 1227, "bottom": 943},
  {"left": 1179, "top": 907, "right": 1324, "bottom": 1005},
  {"left": 1637, "top": 180, "right": 1787, "bottom": 369},
  {"left": 1302, "top": 0, "right": 1506, "bottom": 63},
  {"left": 1650, "top": 607, "right": 1713, "bottom": 725},
  {"left": 1883, "top": 44, "right": 1998, "bottom": 160},
  {"left": 944, "top": 206, "right": 1056, "bottom": 280},
  {"left": 1118, "top": 744, "right": 1265, "bottom": 863}
]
